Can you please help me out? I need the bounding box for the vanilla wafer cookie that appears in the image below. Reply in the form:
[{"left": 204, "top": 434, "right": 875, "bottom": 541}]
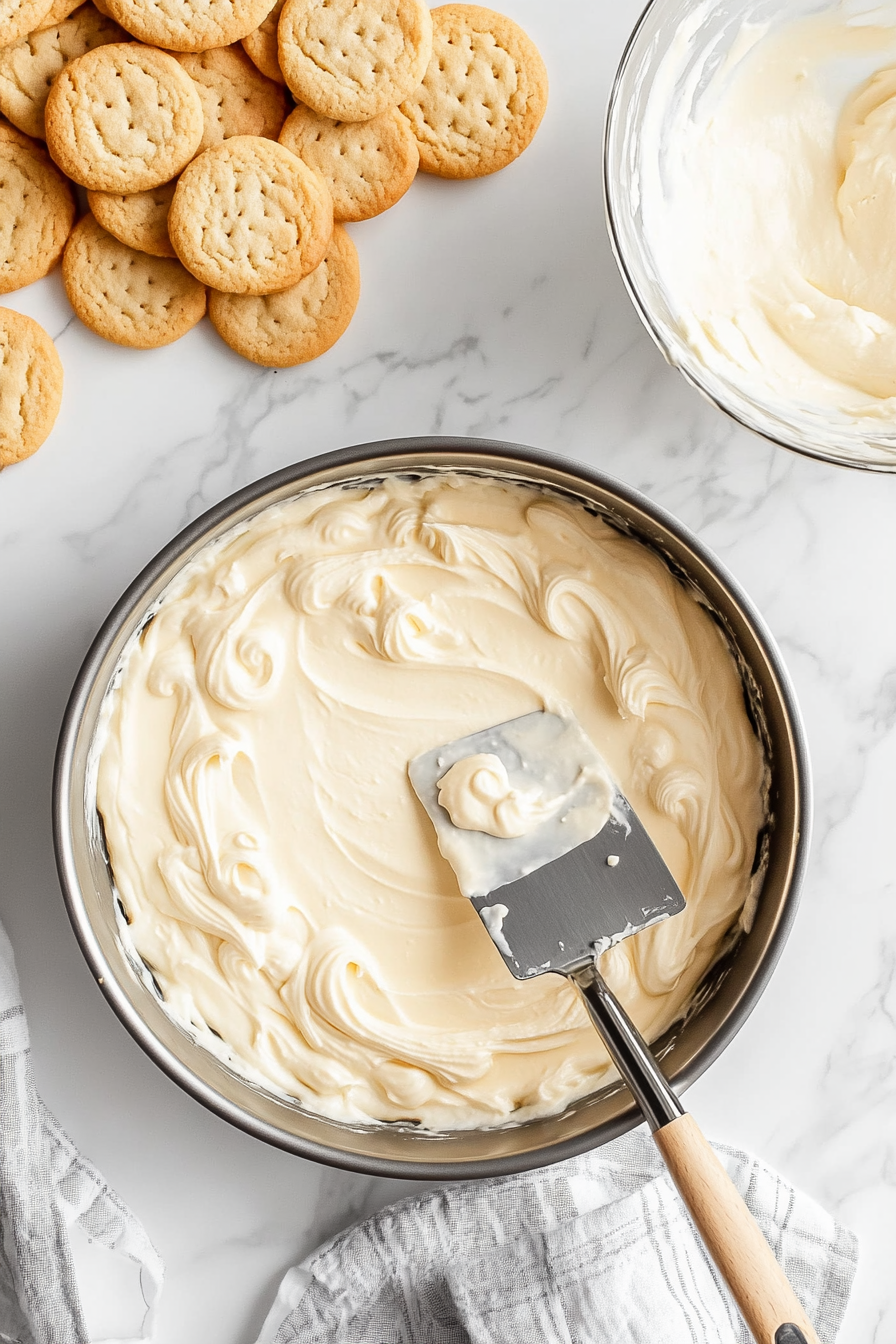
[
  {"left": 0, "top": 0, "right": 54, "bottom": 52},
  {"left": 0, "top": 5, "right": 126, "bottom": 142},
  {"left": 175, "top": 44, "right": 288, "bottom": 151},
  {"left": 399, "top": 4, "right": 547, "bottom": 179},
  {"left": 63, "top": 213, "right": 206, "bottom": 347},
  {"left": 169, "top": 134, "right": 332, "bottom": 294},
  {"left": 0, "top": 308, "right": 63, "bottom": 467},
  {"left": 104, "top": 0, "right": 273, "bottom": 53},
  {"left": 241, "top": 0, "right": 284, "bottom": 84},
  {"left": 208, "top": 221, "right": 358, "bottom": 364},
  {"left": 0, "top": 133, "right": 75, "bottom": 293},
  {"left": 88, "top": 178, "right": 177, "bottom": 256},
  {"left": 279, "top": 102, "right": 417, "bottom": 221},
  {"left": 277, "top": 0, "right": 432, "bottom": 122},
  {"left": 36, "top": 0, "right": 87, "bottom": 29},
  {"left": 45, "top": 43, "right": 204, "bottom": 190},
  {"left": 0, "top": 111, "right": 36, "bottom": 145}
]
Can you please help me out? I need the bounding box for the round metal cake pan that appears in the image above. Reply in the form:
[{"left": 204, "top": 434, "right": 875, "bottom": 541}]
[{"left": 53, "top": 437, "right": 811, "bottom": 1179}]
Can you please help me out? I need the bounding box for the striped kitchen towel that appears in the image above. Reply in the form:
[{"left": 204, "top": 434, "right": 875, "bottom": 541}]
[
  {"left": 256, "top": 1132, "right": 857, "bottom": 1344},
  {"left": 0, "top": 918, "right": 162, "bottom": 1344}
]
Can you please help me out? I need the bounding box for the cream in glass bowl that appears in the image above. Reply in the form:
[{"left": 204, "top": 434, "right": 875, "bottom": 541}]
[{"left": 606, "top": 0, "right": 896, "bottom": 471}]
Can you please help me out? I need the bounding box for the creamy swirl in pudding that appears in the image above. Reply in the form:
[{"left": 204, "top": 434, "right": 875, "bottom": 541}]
[
  {"left": 436, "top": 753, "right": 572, "bottom": 839},
  {"left": 95, "top": 474, "right": 766, "bottom": 1129}
]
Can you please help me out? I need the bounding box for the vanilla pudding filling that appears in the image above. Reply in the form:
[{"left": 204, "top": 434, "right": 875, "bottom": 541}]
[
  {"left": 94, "top": 473, "right": 767, "bottom": 1130},
  {"left": 635, "top": 0, "right": 896, "bottom": 460}
]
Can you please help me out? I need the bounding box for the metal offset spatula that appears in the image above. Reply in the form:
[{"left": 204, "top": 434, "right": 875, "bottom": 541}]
[{"left": 410, "top": 710, "right": 816, "bottom": 1344}]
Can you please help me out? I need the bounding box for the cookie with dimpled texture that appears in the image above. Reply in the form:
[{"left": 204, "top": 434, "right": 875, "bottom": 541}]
[
  {"left": 168, "top": 134, "right": 333, "bottom": 294},
  {"left": 0, "top": 308, "right": 63, "bottom": 468},
  {"left": 63, "top": 213, "right": 207, "bottom": 348},
  {"left": 0, "top": 111, "right": 36, "bottom": 145},
  {"left": 277, "top": 0, "right": 432, "bottom": 122},
  {"left": 36, "top": 0, "right": 89, "bottom": 30},
  {"left": 0, "top": 5, "right": 127, "bottom": 142},
  {"left": 399, "top": 4, "right": 548, "bottom": 179},
  {"left": 279, "top": 102, "right": 417, "bottom": 222},
  {"left": 241, "top": 0, "right": 285, "bottom": 84},
  {"left": 175, "top": 44, "right": 288, "bottom": 152},
  {"left": 0, "top": 0, "right": 54, "bottom": 53},
  {"left": 45, "top": 43, "right": 203, "bottom": 190},
  {"left": 0, "top": 132, "right": 75, "bottom": 293},
  {"left": 208, "top": 220, "right": 358, "bottom": 364},
  {"left": 88, "top": 178, "right": 177, "bottom": 256},
  {"left": 102, "top": 0, "right": 274, "bottom": 54}
]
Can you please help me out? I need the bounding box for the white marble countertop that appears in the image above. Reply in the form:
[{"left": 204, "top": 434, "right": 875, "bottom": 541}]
[{"left": 1, "top": 1, "right": 894, "bottom": 1339}]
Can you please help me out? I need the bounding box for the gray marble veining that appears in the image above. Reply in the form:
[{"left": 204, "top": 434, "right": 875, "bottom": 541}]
[{"left": 0, "top": 1, "right": 894, "bottom": 1339}]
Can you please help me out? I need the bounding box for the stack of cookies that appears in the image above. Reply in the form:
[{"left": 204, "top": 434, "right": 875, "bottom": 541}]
[{"left": 0, "top": 0, "right": 548, "bottom": 466}]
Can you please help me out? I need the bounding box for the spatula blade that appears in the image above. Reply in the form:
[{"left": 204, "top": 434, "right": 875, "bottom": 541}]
[
  {"left": 470, "top": 794, "right": 685, "bottom": 978},
  {"left": 409, "top": 711, "right": 686, "bottom": 979}
]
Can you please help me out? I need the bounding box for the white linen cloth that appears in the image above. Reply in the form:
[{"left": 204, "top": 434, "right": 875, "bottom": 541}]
[
  {"left": 256, "top": 1134, "right": 858, "bottom": 1344},
  {"left": 0, "top": 918, "right": 162, "bottom": 1344}
]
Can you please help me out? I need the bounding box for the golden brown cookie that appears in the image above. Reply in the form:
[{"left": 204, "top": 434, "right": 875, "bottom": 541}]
[
  {"left": 87, "top": 178, "right": 177, "bottom": 256},
  {"left": 0, "top": 111, "right": 36, "bottom": 146},
  {"left": 277, "top": 0, "right": 432, "bottom": 122},
  {"left": 0, "top": 307, "right": 63, "bottom": 466},
  {"left": 240, "top": 0, "right": 284, "bottom": 84},
  {"left": 0, "top": 5, "right": 127, "bottom": 142},
  {"left": 36, "top": 0, "right": 88, "bottom": 29},
  {"left": 208, "top": 221, "right": 358, "bottom": 364},
  {"left": 175, "top": 44, "right": 288, "bottom": 152},
  {"left": 0, "top": 0, "right": 54, "bottom": 52},
  {"left": 44, "top": 42, "right": 204, "bottom": 190},
  {"left": 168, "top": 134, "right": 333, "bottom": 294},
  {"left": 62, "top": 212, "right": 207, "bottom": 347},
  {"left": 399, "top": 4, "right": 548, "bottom": 179},
  {"left": 0, "top": 134, "right": 75, "bottom": 293},
  {"left": 103, "top": 0, "right": 273, "bottom": 54},
  {"left": 278, "top": 102, "right": 416, "bottom": 221}
]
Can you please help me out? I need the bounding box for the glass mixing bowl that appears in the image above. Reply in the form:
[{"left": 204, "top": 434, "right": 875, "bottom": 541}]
[{"left": 605, "top": 0, "right": 896, "bottom": 472}]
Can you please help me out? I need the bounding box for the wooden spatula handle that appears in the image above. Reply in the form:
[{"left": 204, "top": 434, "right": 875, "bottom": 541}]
[
  {"left": 654, "top": 1113, "right": 820, "bottom": 1344},
  {"left": 574, "top": 966, "right": 820, "bottom": 1344}
]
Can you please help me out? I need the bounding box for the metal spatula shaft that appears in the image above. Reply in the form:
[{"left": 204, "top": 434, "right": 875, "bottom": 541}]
[{"left": 411, "top": 710, "right": 817, "bottom": 1344}]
